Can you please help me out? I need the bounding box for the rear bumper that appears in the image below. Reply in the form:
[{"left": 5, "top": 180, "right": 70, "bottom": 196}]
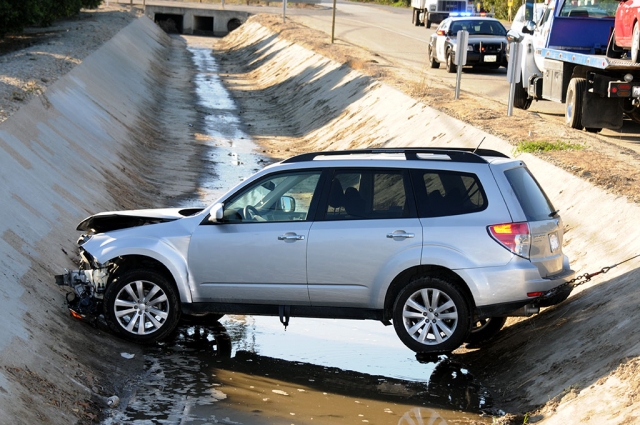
[{"left": 456, "top": 255, "right": 576, "bottom": 307}]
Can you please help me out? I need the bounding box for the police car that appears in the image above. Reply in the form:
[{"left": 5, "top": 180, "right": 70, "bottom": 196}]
[{"left": 427, "top": 15, "right": 509, "bottom": 73}]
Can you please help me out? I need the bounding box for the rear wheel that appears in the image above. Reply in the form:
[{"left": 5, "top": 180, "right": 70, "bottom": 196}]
[
  {"left": 393, "top": 276, "right": 470, "bottom": 353},
  {"left": 566, "top": 77, "right": 586, "bottom": 129},
  {"left": 104, "top": 269, "right": 180, "bottom": 343},
  {"left": 465, "top": 317, "right": 506, "bottom": 345},
  {"left": 446, "top": 49, "right": 457, "bottom": 73}
]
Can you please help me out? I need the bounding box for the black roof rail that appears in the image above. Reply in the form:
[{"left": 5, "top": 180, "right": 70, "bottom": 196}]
[{"left": 281, "top": 147, "right": 509, "bottom": 164}]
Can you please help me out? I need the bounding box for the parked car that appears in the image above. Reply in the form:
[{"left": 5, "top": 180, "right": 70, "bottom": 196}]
[
  {"left": 616, "top": 0, "right": 640, "bottom": 62},
  {"left": 56, "top": 148, "right": 575, "bottom": 354},
  {"left": 427, "top": 16, "right": 509, "bottom": 73}
]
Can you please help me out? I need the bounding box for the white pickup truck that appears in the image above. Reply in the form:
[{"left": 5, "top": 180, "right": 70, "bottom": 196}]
[{"left": 411, "top": 0, "right": 473, "bottom": 28}]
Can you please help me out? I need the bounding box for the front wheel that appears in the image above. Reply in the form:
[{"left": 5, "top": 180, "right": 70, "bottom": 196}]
[
  {"left": 513, "top": 77, "right": 532, "bottom": 110},
  {"left": 446, "top": 49, "right": 456, "bottom": 73},
  {"left": 427, "top": 44, "right": 440, "bottom": 69},
  {"left": 104, "top": 269, "right": 181, "bottom": 343},
  {"left": 393, "top": 276, "right": 470, "bottom": 353},
  {"left": 632, "top": 22, "right": 640, "bottom": 63}
]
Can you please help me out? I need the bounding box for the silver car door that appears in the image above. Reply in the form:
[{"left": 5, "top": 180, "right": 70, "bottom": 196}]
[
  {"left": 188, "top": 170, "right": 323, "bottom": 304},
  {"left": 307, "top": 169, "right": 423, "bottom": 308}
]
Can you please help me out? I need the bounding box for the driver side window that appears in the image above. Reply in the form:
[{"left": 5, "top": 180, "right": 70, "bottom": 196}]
[{"left": 222, "top": 171, "right": 322, "bottom": 223}]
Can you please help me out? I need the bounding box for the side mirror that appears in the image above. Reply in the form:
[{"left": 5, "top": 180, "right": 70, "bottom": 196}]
[
  {"left": 507, "top": 29, "right": 525, "bottom": 43},
  {"left": 522, "top": 20, "right": 535, "bottom": 34},
  {"left": 208, "top": 203, "right": 224, "bottom": 223},
  {"left": 279, "top": 196, "right": 295, "bottom": 213}
]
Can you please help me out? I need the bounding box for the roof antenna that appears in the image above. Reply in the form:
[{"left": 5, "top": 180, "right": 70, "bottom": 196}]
[{"left": 472, "top": 137, "right": 486, "bottom": 154}]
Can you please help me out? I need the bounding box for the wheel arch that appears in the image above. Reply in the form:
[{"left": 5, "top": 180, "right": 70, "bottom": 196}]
[
  {"left": 382, "top": 265, "right": 475, "bottom": 321},
  {"left": 103, "top": 250, "right": 192, "bottom": 304},
  {"left": 108, "top": 254, "right": 188, "bottom": 299}
]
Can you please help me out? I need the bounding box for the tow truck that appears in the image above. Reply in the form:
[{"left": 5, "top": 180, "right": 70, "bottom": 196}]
[{"left": 510, "top": 0, "right": 640, "bottom": 131}]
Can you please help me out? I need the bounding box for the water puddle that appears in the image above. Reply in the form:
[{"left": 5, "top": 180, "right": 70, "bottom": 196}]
[{"left": 103, "top": 38, "right": 494, "bottom": 424}]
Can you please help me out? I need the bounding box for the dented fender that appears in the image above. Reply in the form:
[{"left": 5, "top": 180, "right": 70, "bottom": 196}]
[{"left": 82, "top": 233, "right": 194, "bottom": 304}]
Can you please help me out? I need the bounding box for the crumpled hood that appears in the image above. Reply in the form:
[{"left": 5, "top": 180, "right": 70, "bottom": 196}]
[{"left": 76, "top": 207, "right": 204, "bottom": 233}]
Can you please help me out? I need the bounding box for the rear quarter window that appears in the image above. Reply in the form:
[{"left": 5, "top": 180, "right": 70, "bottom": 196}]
[
  {"left": 504, "top": 167, "right": 556, "bottom": 221},
  {"left": 411, "top": 170, "right": 487, "bottom": 218}
]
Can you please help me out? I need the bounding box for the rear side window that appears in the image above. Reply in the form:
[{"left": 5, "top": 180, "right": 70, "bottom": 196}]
[
  {"left": 504, "top": 167, "right": 556, "bottom": 221},
  {"left": 324, "top": 169, "right": 415, "bottom": 220},
  {"left": 411, "top": 170, "right": 487, "bottom": 218}
]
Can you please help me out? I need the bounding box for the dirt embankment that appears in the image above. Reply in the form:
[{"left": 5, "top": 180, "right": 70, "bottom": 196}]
[
  {"left": 0, "top": 8, "right": 204, "bottom": 424},
  {"left": 213, "top": 14, "right": 640, "bottom": 424}
]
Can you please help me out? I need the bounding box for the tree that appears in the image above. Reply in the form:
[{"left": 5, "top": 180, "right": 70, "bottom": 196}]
[{"left": 0, "top": 0, "right": 103, "bottom": 38}]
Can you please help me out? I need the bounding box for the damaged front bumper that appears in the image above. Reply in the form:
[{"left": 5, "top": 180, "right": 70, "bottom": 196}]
[{"left": 55, "top": 250, "right": 110, "bottom": 321}]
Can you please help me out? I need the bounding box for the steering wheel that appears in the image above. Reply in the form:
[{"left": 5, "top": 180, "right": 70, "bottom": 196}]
[{"left": 243, "top": 205, "right": 260, "bottom": 221}]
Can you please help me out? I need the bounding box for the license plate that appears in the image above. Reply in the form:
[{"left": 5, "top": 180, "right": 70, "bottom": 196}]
[
  {"left": 549, "top": 232, "right": 559, "bottom": 253},
  {"left": 484, "top": 55, "right": 497, "bottom": 63},
  {"left": 633, "top": 86, "right": 640, "bottom": 97}
]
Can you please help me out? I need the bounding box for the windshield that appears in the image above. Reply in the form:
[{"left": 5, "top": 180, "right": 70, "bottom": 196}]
[
  {"left": 450, "top": 20, "right": 507, "bottom": 36},
  {"left": 558, "top": 0, "right": 617, "bottom": 18}
]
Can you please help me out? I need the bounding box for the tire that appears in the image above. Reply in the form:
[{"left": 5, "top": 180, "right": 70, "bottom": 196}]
[
  {"left": 566, "top": 77, "right": 586, "bottom": 130},
  {"left": 629, "top": 108, "right": 640, "bottom": 123},
  {"left": 464, "top": 317, "right": 506, "bottom": 345},
  {"left": 427, "top": 44, "right": 440, "bottom": 69},
  {"left": 446, "top": 49, "right": 457, "bottom": 73},
  {"left": 412, "top": 8, "right": 420, "bottom": 26},
  {"left": 426, "top": 19, "right": 432, "bottom": 29},
  {"left": 632, "top": 22, "right": 640, "bottom": 63},
  {"left": 392, "top": 276, "right": 471, "bottom": 353},
  {"left": 513, "top": 77, "right": 532, "bottom": 110},
  {"left": 104, "top": 269, "right": 181, "bottom": 343}
]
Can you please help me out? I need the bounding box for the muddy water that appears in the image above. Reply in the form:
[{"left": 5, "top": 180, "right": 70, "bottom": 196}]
[{"left": 103, "top": 39, "right": 494, "bottom": 425}]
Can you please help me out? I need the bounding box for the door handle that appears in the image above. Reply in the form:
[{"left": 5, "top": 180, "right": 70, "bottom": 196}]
[
  {"left": 278, "top": 234, "right": 305, "bottom": 241},
  {"left": 387, "top": 232, "right": 415, "bottom": 239}
]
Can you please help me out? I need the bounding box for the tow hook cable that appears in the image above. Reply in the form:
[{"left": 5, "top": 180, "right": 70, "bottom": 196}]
[{"left": 543, "top": 254, "right": 640, "bottom": 299}]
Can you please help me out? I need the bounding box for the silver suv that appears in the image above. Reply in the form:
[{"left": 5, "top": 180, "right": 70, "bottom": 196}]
[{"left": 56, "top": 148, "right": 575, "bottom": 353}]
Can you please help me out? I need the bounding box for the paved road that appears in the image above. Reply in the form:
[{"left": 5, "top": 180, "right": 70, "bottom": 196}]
[
  {"left": 131, "top": 0, "right": 640, "bottom": 147},
  {"left": 284, "top": 0, "right": 640, "bottom": 146}
]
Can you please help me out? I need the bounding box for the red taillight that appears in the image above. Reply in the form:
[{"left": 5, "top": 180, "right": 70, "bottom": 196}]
[
  {"left": 488, "top": 222, "right": 531, "bottom": 258},
  {"left": 437, "top": 30, "right": 446, "bottom": 36},
  {"left": 527, "top": 292, "right": 544, "bottom": 297}
]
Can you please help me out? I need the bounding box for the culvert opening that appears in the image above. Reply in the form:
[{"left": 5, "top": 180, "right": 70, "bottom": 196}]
[
  {"left": 227, "top": 18, "right": 242, "bottom": 32},
  {"left": 155, "top": 13, "right": 184, "bottom": 34},
  {"left": 194, "top": 16, "right": 214, "bottom": 36}
]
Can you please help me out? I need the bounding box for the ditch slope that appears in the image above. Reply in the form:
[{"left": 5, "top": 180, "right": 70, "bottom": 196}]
[{"left": 0, "top": 12, "right": 202, "bottom": 424}]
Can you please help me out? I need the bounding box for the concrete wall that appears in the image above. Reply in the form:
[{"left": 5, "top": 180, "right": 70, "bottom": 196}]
[{"left": 0, "top": 16, "right": 198, "bottom": 423}]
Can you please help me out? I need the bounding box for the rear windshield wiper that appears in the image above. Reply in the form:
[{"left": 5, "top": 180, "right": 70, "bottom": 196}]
[{"left": 549, "top": 210, "right": 559, "bottom": 217}]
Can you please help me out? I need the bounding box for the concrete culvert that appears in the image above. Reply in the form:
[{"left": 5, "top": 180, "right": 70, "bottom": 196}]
[
  {"left": 194, "top": 15, "right": 214, "bottom": 36},
  {"left": 227, "top": 18, "right": 242, "bottom": 32},
  {"left": 155, "top": 13, "right": 184, "bottom": 33}
]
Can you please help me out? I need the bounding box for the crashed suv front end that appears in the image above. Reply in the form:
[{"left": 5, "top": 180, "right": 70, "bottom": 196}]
[{"left": 56, "top": 207, "right": 204, "bottom": 338}]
